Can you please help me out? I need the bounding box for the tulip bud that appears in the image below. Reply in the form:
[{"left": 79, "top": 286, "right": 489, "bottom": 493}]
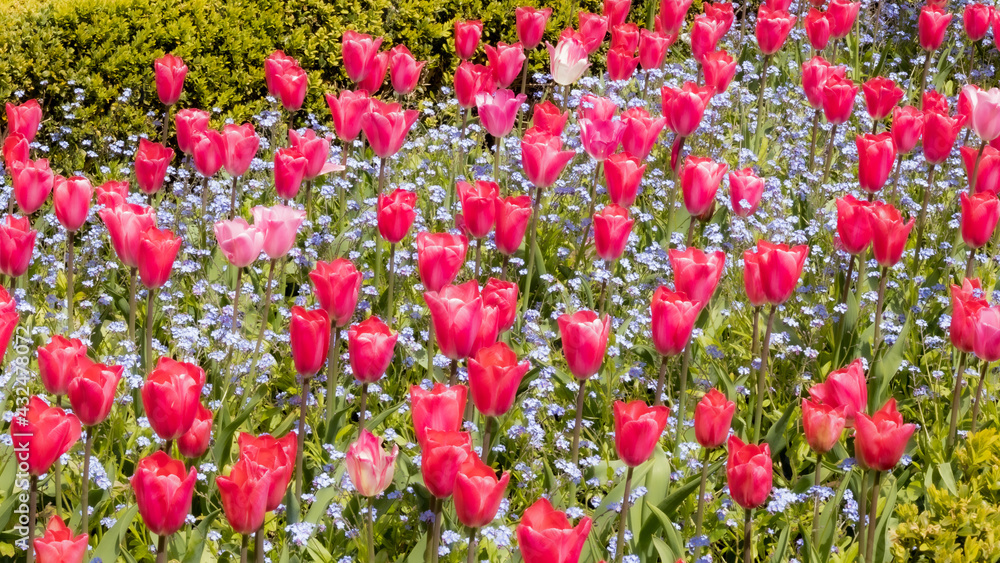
[
  {"left": 290, "top": 306, "right": 331, "bottom": 377},
  {"left": 516, "top": 7, "right": 552, "bottom": 50},
  {"left": 694, "top": 388, "right": 735, "bottom": 448},
  {"left": 614, "top": 399, "right": 669, "bottom": 466},
  {"left": 854, "top": 398, "right": 916, "bottom": 471},
  {"left": 361, "top": 99, "right": 420, "bottom": 159},
  {"left": 310, "top": 259, "right": 363, "bottom": 328},
  {"left": 154, "top": 54, "right": 187, "bottom": 106},
  {"left": 557, "top": 310, "right": 611, "bottom": 379},
  {"left": 348, "top": 316, "right": 398, "bottom": 384},
  {"left": 410, "top": 383, "right": 467, "bottom": 447},
  {"left": 131, "top": 451, "right": 197, "bottom": 536},
  {"left": 868, "top": 202, "right": 914, "bottom": 267},
  {"left": 802, "top": 398, "right": 846, "bottom": 454},
  {"left": 651, "top": 287, "right": 701, "bottom": 357},
  {"left": 342, "top": 31, "right": 384, "bottom": 83},
  {"left": 416, "top": 232, "right": 468, "bottom": 292},
  {"left": 516, "top": 498, "right": 593, "bottom": 563},
  {"left": 214, "top": 218, "right": 264, "bottom": 268},
  {"left": 217, "top": 456, "right": 272, "bottom": 535},
  {"left": 346, "top": 429, "right": 398, "bottom": 496},
  {"left": 67, "top": 361, "right": 123, "bottom": 427},
  {"left": 136, "top": 227, "right": 182, "bottom": 289},
  {"left": 142, "top": 357, "right": 205, "bottom": 440},
  {"left": 469, "top": 342, "right": 530, "bottom": 418},
  {"left": 9, "top": 396, "right": 81, "bottom": 476},
  {"left": 669, "top": 247, "right": 726, "bottom": 306},
  {"left": 593, "top": 204, "right": 633, "bottom": 261},
  {"left": 33, "top": 515, "right": 88, "bottom": 563},
  {"left": 455, "top": 20, "right": 484, "bottom": 60},
  {"left": 809, "top": 359, "right": 868, "bottom": 426},
  {"left": 454, "top": 453, "right": 510, "bottom": 528},
  {"left": 177, "top": 403, "right": 212, "bottom": 459},
  {"left": 726, "top": 435, "right": 773, "bottom": 509},
  {"left": 5, "top": 99, "right": 42, "bottom": 142}
]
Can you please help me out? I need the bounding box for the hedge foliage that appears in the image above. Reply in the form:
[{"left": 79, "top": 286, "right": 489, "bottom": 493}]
[{"left": 0, "top": 0, "right": 665, "bottom": 160}]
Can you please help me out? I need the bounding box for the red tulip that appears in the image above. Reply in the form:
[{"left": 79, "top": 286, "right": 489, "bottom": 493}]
[
  {"left": 638, "top": 29, "right": 672, "bottom": 70},
  {"left": 964, "top": 3, "right": 993, "bottom": 40},
  {"left": 835, "top": 195, "right": 873, "bottom": 255},
  {"left": 743, "top": 248, "right": 769, "bottom": 308},
  {"left": 922, "top": 110, "right": 965, "bottom": 164},
  {"left": 532, "top": 101, "right": 569, "bottom": 136},
  {"left": 134, "top": 138, "right": 173, "bottom": 195},
  {"left": 454, "top": 453, "right": 510, "bottom": 528},
  {"left": 890, "top": 105, "right": 924, "bottom": 154},
  {"left": 753, "top": 240, "right": 809, "bottom": 305},
  {"left": 868, "top": 202, "right": 914, "bottom": 267},
  {"left": 604, "top": 152, "right": 646, "bottom": 208},
  {"left": 411, "top": 383, "right": 467, "bottom": 446},
  {"left": 251, "top": 203, "right": 306, "bottom": 259},
  {"left": 422, "top": 430, "right": 473, "bottom": 498},
  {"left": 416, "top": 232, "right": 468, "bottom": 292},
  {"left": 961, "top": 191, "right": 1000, "bottom": 249},
  {"left": 669, "top": 247, "right": 725, "bottom": 306},
  {"left": 0, "top": 214, "right": 36, "bottom": 278},
  {"left": 154, "top": 54, "right": 187, "bottom": 106},
  {"left": 5, "top": 99, "right": 42, "bottom": 141},
  {"left": 326, "top": 90, "right": 370, "bottom": 143},
  {"left": 274, "top": 148, "right": 308, "bottom": 200},
  {"left": 346, "top": 429, "right": 398, "bottom": 496},
  {"left": 516, "top": 498, "right": 592, "bottom": 563},
  {"left": 95, "top": 180, "right": 129, "bottom": 209},
  {"left": 288, "top": 129, "right": 331, "bottom": 181},
  {"left": 607, "top": 46, "right": 640, "bottom": 81},
  {"left": 691, "top": 14, "right": 728, "bottom": 63},
  {"left": 192, "top": 129, "right": 225, "bottom": 178},
  {"left": 611, "top": 23, "right": 640, "bottom": 52},
  {"left": 809, "top": 359, "right": 868, "bottom": 426},
  {"left": 703, "top": 50, "right": 737, "bottom": 95},
  {"left": 177, "top": 403, "right": 212, "bottom": 459},
  {"left": 804, "top": 9, "right": 831, "bottom": 50},
  {"left": 274, "top": 64, "right": 308, "bottom": 112},
  {"left": 494, "top": 195, "right": 532, "bottom": 256},
  {"left": 922, "top": 89, "right": 949, "bottom": 113},
  {"left": 801, "top": 56, "right": 846, "bottom": 109},
  {"left": 457, "top": 180, "right": 500, "bottom": 241},
  {"left": 2, "top": 132, "right": 29, "bottom": 169},
  {"left": 136, "top": 226, "right": 181, "bottom": 289},
  {"left": 455, "top": 20, "right": 484, "bottom": 59},
  {"left": 11, "top": 158, "right": 54, "bottom": 214},
  {"left": 477, "top": 89, "right": 527, "bottom": 139},
  {"left": 131, "top": 451, "right": 197, "bottom": 536},
  {"left": 361, "top": 99, "right": 420, "bottom": 159},
  {"left": 264, "top": 51, "right": 298, "bottom": 97},
  {"left": 175, "top": 108, "right": 210, "bottom": 156},
  {"left": 425, "top": 281, "right": 484, "bottom": 361},
  {"left": 579, "top": 118, "right": 625, "bottom": 161},
  {"left": 470, "top": 303, "right": 502, "bottom": 356},
  {"left": 357, "top": 51, "right": 389, "bottom": 95},
  {"left": 557, "top": 310, "right": 611, "bottom": 379},
  {"left": 214, "top": 218, "right": 264, "bottom": 268},
  {"left": 310, "top": 259, "right": 362, "bottom": 327},
  {"left": 9, "top": 396, "right": 81, "bottom": 476},
  {"left": 290, "top": 306, "right": 331, "bottom": 377},
  {"left": 593, "top": 204, "right": 633, "bottom": 261},
  {"left": 962, "top": 145, "right": 1000, "bottom": 194},
  {"left": 142, "top": 357, "right": 205, "bottom": 440},
  {"left": 100, "top": 204, "right": 155, "bottom": 271},
  {"left": 375, "top": 188, "right": 417, "bottom": 244},
  {"left": 821, "top": 74, "right": 858, "bottom": 125},
  {"left": 67, "top": 360, "right": 121, "bottom": 428},
  {"left": 485, "top": 43, "right": 526, "bottom": 89},
  {"left": 657, "top": 0, "right": 694, "bottom": 35},
  {"left": 725, "top": 435, "right": 772, "bottom": 509},
  {"left": 621, "top": 107, "right": 667, "bottom": 161},
  {"left": 516, "top": 7, "right": 552, "bottom": 50},
  {"left": 521, "top": 133, "right": 576, "bottom": 187},
  {"left": 975, "top": 304, "right": 1000, "bottom": 361},
  {"left": 0, "top": 287, "right": 18, "bottom": 360},
  {"left": 681, "top": 155, "right": 727, "bottom": 219},
  {"left": 604, "top": 0, "right": 632, "bottom": 26},
  {"left": 547, "top": 36, "right": 591, "bottom": 86},
  {"left": 342, "top": 30, "right": 384, "bottom": 83},
  {"left": 651, "top": 287, "right": 701, "bottom": 357},
  {"left": 661, "top": 82, "right": 713, "bottom": 137},
  {"left": 468, "top": 342, "right": 529, "bottom": 417},
  {"left": 854, "top": 398, "right": 916, "bottom": 471},
  {"left": 856, "top": 133, "right": 896, "bottom": 193},
  {"left": 862, "top": 77, "right": 904, "bottom": 121},
  {"left": 578, "top": 11, "right": 610, "bottom": 53},
  {"left": 348, "top": 316, "right": 398, "bottom": 383},
  {"left": 705, "top": 2, "right": 735, "bottom": 32},
  {"left": 386, "top": 45, "right": 424, "bottom": 96},
  {"left": 951, "top": 278, "right": 986, "bottom": 353},
  {"left": 33, "top": 515, "right": 88, "bottom": 563},
  {"left": 237, "top": 432, "right": 296, "bottom": 511},
  {"left": 221, "top": 123, "right": 259, "bottom": 177},
  {"left": 728, "top": 168, "right": 764, "bottom": 217},
  {"left": 755, "top": 6, "right": 796, "bottom": 55},
  {"left": 614, "top": 400, "right": 669, "bottom": 466},
  {"left": 37, "top": 335, "right": 87, "bottom": 396},
  {"left": 455, "top": 62, "right": 495, "bottom": 109},
  {"left": 802, "top": 398, "right": 846, "bottom": 454},
  {"left": 694, "top": 388, "right": 735, "bottom": 448},
  {"left": 217, "top": 457, "right": 272, "bottom": 535},
  {"left": 918, "top": 4, "right": 952, "bottom": 51},
  {"left": 52, "top": 176, "right": 92, "bottom": 232},
  {"left": 826, "top": 0, "right": 860, "bottom": 39}
]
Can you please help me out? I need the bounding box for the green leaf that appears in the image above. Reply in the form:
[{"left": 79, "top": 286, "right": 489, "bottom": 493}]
[{"left": 93, "top": 505, "right": 139, "bottom": 563}]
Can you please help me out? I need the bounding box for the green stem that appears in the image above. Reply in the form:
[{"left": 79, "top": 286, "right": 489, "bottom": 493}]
[
  {"left": 387, "top": 243, "right": 396, "bottom": 326},
  {"left": 366, "top": 495, "right": 376, "bottom": 563},
  {"left": 812, "top": 452, "right": 823, "bottom": 546},
  {"left": 947, "top": 352, "right": 967, "bottom": 453},
  {"left": 654, "top": 355, "right": 669, "bottom": 406},
  {"left": 864, "top": 471, "right": 883, "bottom": 562},
  {"left": 752, "top": 306, "right": 777, "bottom": 443},
  {"left": 80, "top": 430, "right": 94, "bottom": 535},
  {"left": 145, "top": 288, "right": 156, "bottom": 374},
  {"left": 358, "top": 382, "right": 369, "bottom": 433},
  {"left": 971, "top": 360, "right": 990, "bottom": 434},
  {"left": 571, "top": 379, "right": 587, "bottom": 466},
  {"left": 229, "top": 176, "right": 239, "bottom": 220},
  {"left": 674, "top": 344, "right": 692, "bottom": 455},
  {"left": 613, "top": 466, "right": 635, "bottom": 563},
  {"left": 693, "top": 448, "right": 712, "bottom": 561},
  {"left": 742, "top": 508, "right": 753, "bottom": 563},
  {"left": 326, "top": 329, "right": 341, "bottom": 428},
  {"left": 66, "top": 230, "right": 74, "bottom": 333},
  {"left": 295, "top": 376, "right": 310, "bottom": 502}
]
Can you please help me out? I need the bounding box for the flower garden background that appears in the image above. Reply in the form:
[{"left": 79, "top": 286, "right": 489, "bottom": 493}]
[{"left": 1, "top": 0, "right": 999, "bottom": 562}]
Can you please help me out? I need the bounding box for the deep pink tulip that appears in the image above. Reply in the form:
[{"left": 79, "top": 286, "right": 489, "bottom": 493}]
[
  {"left": 919, "top": 4, "right": 952, "bottom": 51},
  {"left": 532, "top": 101, "right": 569, "bottom": 136},
  {"left": 134, "top": 138, "right": 174, "bottom": 195},
  {"left": 410, "top": 383, "right": 467, "bottom": 446},
  {"left": 357, "top": 51, "right": 389, "bottom": 95},
  {"left": 951, "top": 278, "right": 986, "bottom": 353},
  {"left": 826, "top": 0, "right": 860, "bottom": 39},
  {"left": 38, "top": 335, "right": 88, "bottom": 396},
  {"left": 137, "top": 226, "right": 182, "bottom": 289},
  {"left": 455, "top": 62, "right": 495, "bottom": 109},
  {"left": 0, "top": 215, "right": 36, "bottom": 278},
  {"left": 965, "top": 3, "right": 993, "bottom": 41},
  {"left": 661, "top": 82, "right": 713, "bottom": 137},
  {"left": 99, "top": 203, "right": 156, "bottom": 268},
  {"left": 53, "top": 176, "right": 92, "bottom": 232},
  {"left": 9, "top": 396, "right": 80, "bottom": 477},
  {"left": 607, "top": 47, "right": 640, "bottom": 81},
  {"left": 425, "top": 281, "right": 484, "bottom": 360},
  {"left": 131, "top": 451, "right": 197, "bottom": 536},
  {"left": 620, "top": 107, "right": 667, "bottom": 161},
  {"left": 142, "top": 357, "right": 205, "bottom": 440},
  {"left": 557, "top": 310, "right": 611, "bottom": 379},
  {"left": 521, "top": 133, "right": 576, "bottom": 188},
  {"left": 11, "top": 158, "right": 53, "bottom": 214},
  {"left": 923, "top": 110, "right": 965, "bottom": 164},
  {"left": 477, "top": 89, "right": 528, "bottom": 139},
  {"left": 863, "top": 77, "right": 905, "bottom": 121},
  {"left": 214, "top": 218, "right": 264, "bottom": 268},
  {"left": 891, "top": 105, "right": 924, "bottom": 154},
  {"left": 264, "top": 51, "right": 299, "bottom": 97},
  {"left": 177, "top": 403, "right": 212, "bottom": 459},
  {"left": 175, "top": 108, "right": 210, "bottom": 156},
  {"left": 216, "top": 456, "right": 273, "bottom": 535},
  {"left": 457, "top": 180, "right": 500, "bottom": 239},
  {"left": 836, "top": 195, "right": 874, "bottom": 255},
  {"left": 802, "top": 398, "right": 846, "bottom": 454},
  {"left": 801, "top": 56, "right": 846, "bottom": 109},
  {"left": 611, "top": 23, "right": 640, "bottom": 52},
  {"left": 728, "top": 168, "right": 764, "bottom": 217},
  {"left": 251, "top": 204, "right": 305, "bottom": 259},
  {"left": 361, "top": 99, "right": 420, "bottom": 159},
  {"left": 5, "top": 99, "right": 42, "bottom": 142},
  {"left": 290, "top": 306, "right": 331, "bottom": 377},
  {"left": 154, "top": 54, "right": 187, "bottom": 106},
  {"left": 342, "top": 30, "right": 384, "bottom": 83},
  {"left": 703, "top": 50, "right": 736, "bottom": 95},
  {"left": 192, "top": 129, "right": 225, "bottom": 178},
  {"left": 579, "top": 95, "right": 618, "bottom": 123},
  {"left": 604, "top": 0, "right": 632, "bottom": 26},
  {"left": 614, "top": 400, "right": 669, "bottom": 467},
  {"left": 495, "top": 195, "right": 533, "bottom": 255},
  {"left": 681, "top": 155, "right": 728, "bottom": 219},
  {"left": 310, "top": 259, "right": 362, "bottom": 327},
  {"left": 95, "top": 180, "right": 130, "bottom": 209},
  {"left": 705, "top": 2, "right": 735, "bottom": 31},
  {"left": 669, "top": 247, "right": 725, "bottom": 306},
  {"left": 221, "top": 123, "right": 259, "bottom": 177},
  {"left": 856, "top": 133, "right": 897, "bottom": 193},
  {"left": 455, "top": 20, "right": 484, "bottom": 59},
  {"left": 454, "top": 453, "right": 510, "bottom": 528},
  {"left": 961, "top": 191, "right": 1000, "bottom": 249},
  {"left": 821, "top": 74, "right": 858, "bottom": 125},
  {"left": 289, "top": 129, "right": 332, "bottom": 181},
  {"left": 578, "top": 11, "right": 610, "bottom": 54},
  {"left": 516, "top": 498, "right": 592, "bottom": 563},
  {"left": 33, "top": 515, "right": 88, "bottom": 563},
  {"left": 238, "top": 433, "right": 296, "bottom": 512},
  {"left": 483, "top": 278, "right": 518, "bottom": 333},
  {"left": 809, "top": 359, "right": 868, "bottom": 426},
  {"left": 869, "top": 202, "right": 914, "bottom": 267},
  {"left": 726, "top": 435, "right": 772, "bottom": 509},
  {"left": 694, "top": 388, "right": 735, "bottom": 448},
  {"left": 2, "top": 132, "right": 29, "bottom": 169},
  {"left": 377, "top": 188, "right": 418, "bottom": 244},
  {"left": 486, "top": 43, "right": 526, "bottom": 89},
  {"left": 579, "top": 118, "right": 625, "bottom": 161},
  {"left": 593, "top": 204, "right": 633, "bottom": 261},
  {"left": 69, "top": 361, "right": 122, "bottom": 428},
  {"left": 469, "top": 342, "right": 530, "bottom": 417},
  {"left": 416, "top": 232, "right": 468, "bottom": 292},
  {"left": 650, "top": 287, "right": 701, "bottom": 357},
  {"left": 804, "top": 9, "right": 831, "bottom": 50},
  {"left": 975, "top": 304, "right": 1000, "bottom": 361},
  {"left": 657, "top": 0, "right": 694, "bottom": 35},
  {"left": 349, "top": 316, "right": 398, "bottom": 383},
  {"left": 604, "top": 152, "right": 646, "bottom": 208},
  {"left": 274, "top": 64, "right": 308, "bottom": 112},
  {"left": 962, "top": 145, "right": 1000, "bottom": 194},
  {"left": 274, "top": 148, "right": 308, "bottom": 200},
  {"left": 516, "top": 7, "right": 552, "bottom": 50},
  {"left": 691, "top": 14, "right": 728, "bottom": 63},
  {"left": 388, "top": 46, "right": 424, "bottom": 95},
  {"left": 326, "top": 90, "right": 370, "bottom": 143},
  {"left": 749, "top": 240, "right": 809, "bottom": 305},
  {"left": 421, "top": 430, "right": 472, "bottom": 498},
  {"left": 756, "top": 6, "right": 796, "bottom": 55},
  {"left": 854, "top": 398, "right": 916, "bottom": 471},
  {"left": 922, "top": 89, "right": 949, "bottom": 114},
  {"left": 638, "top": 29, "right": 672, "bottom": 70}
]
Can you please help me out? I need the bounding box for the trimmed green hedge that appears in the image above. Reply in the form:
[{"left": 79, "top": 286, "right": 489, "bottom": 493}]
[{"left": 0, "top": 0, "right": 653, "bottom": 168}]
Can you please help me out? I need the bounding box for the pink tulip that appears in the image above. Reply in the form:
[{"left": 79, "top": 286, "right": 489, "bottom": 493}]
[
  {"left": 477, "top": 89, "right": 528, "bottom": 139},
  {"left": 661, "top": 82, "right": 713, "bottom": 137},
  {"left": 868, "top": 202, "right": 914, "bottom": 267},
  {"left": 5, "top": 99, "right": 42, "bottom": 141},
  {"left": 455, "top": 20, "right": 484, "bottom": 59},
  {"left": 854, "top": 398, "right": 916, "bottom": 471},
  {"left": 809, "top": 359, "right": 868, "bottom": 426},
  {"left": 289, "top": 129, "right": 332, "bottom": 181},
  {"left": 154, "top": 54, "right": 187, "bottom": 106},
  {"left": 357, "top": 52, "right": 389, "bottom": 95},
  {"left": 342, "top": 31, "right": 384, "bottom": 83},
  {"left": 52, "top": 176, "right": 92, "bottom": 232},
  {"left": 703, "top": 50, "right": 737, "bottom": 95},
  {"left": 486, "top": 43, "right": 527, "bottom": 89},
  {"left": 251, "top": 204, "right": 306, "bottom": 259},
  {"left": 669, "top": 247, "right": 725, "bottom": 306},
  {"left": 425, "top": 281, "right": 484, "bottom": 361},
  {"left": 134, "top": 138, "right": 174, "bottom": 195},
  {"left": 326, "top": 90, "right": 370, "bottom": 143},
  {"left": 521, "top": 133, "right": 576, "bottom": 188},
  {"left": 214, "top": 218, "right": 265, "bottom": 268},
  {"left": 416, "top": 232, "right": 468, "bottom": 292},
  {"left": 651, "top": 286, "right": 701, "bottom": 356},
  {"left": 681, "top": 156, "right": 728, "bottom": 219},
  {"left": 349, "top": 316, "right": 398, "bottom": 383},
  {"left": 756, "top": 6, "right": 796, "bottom": 55},
  {"left": 638, "top": 29, "right": 672, "bottom": 70},
  {"left": 175, "top": 108, "right": 211, "bottom": 156},
  {"left": 221, "top": 123, "right": 260, "bottom": 177},
  {"left": 579, "top": 118, "right": 625, "bottom": 161},
  {"left": 495, "top": 195, "right": 533, "bottom": 256},
  {"left": 468, "top": 342, "right": 530, "bottom": 417},
  {"left": 516, "top": 7, "right": 552, "bottom": 50},
  {"left": 961, "top": 191, "right": 1000, "bottom": 249},
  {"left": 274, "top": 148, "right": 308, "bottom": 200},
  {"left": 918, "top": 4, "right": 952, "bottom": 52},
  {"left": 890, "top": 105, "right": 924, "bottom": 154},
  {"left": 593, "top": 204, "right": 633, "bottom": 261},
  {"left": 621, "top": 107, "right": 667, "bottom": 161},
  {"left": 547, "top": 36, "right": 591, "bottom": 86},
  {"left": 361, "top": 99, "right": 420, "bottom": 159},
  {"left": 389, "top": 45, "right": 425, "bottom": 95},
  {"left": 346, "top": 429, "right": 398, "bottom": 496},
  {"left": 604, "top": 152, "right": 646, "bottom": 208},
  {"left": 728, "top": 168, "right": 764, "bottom": 217},
  {"left": 557, "top": 310, "right": 611, "bottom": 380},
  {"left": 192, "top": 129, "right": 226, "bottom": 178},
  {"left": 856, "top": 133, "right": 897, "bottom": 193},
  {"left": 13, "top": 159, "right": 55, "bottom": 215}
]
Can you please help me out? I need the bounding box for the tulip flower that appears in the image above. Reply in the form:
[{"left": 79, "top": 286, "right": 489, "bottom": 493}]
[
  {"left": 154, "top": 53, "right": 187, "bottom": 106},
  {"left": 217, "top": 457, "right": 273, "bottom": 546},
  {"left": 417, "top": 232, "right": 468, "bottom": 292},
  {"left": 579, "top": 118, "right": 626, "bottom": 162},
  {"left": 274, "top": 147, "right": 307, "bottom": 200},
  {"left": 855, "top": 398, "right": 916, "bottom": 472},
  {"left": 922, "top": 110, "right": 965, "bottom": 165},
  {"left": 620, "top": 107, "right": 667, "bottom": 161},
  {"left": 457, "top": 180, "right": 500, "bottom": 245},
  {"left": 377, "top": 189, "right": 418, "bottom": 244},
  {"left": 577, "top": 95, "right": 616, "bottom": 123},
  {"left": 681, "top": 155, "right": 728, "bottom": 220},
  {"left": 661, "top": 82, "right": 713, "bottom": 138},
  {"left": 288, "top": 129, "right": 332, "bottom": 182},
  {"left": 134, "top": 138, "right": 174, "bottom": 195},
  {"left": 346, "top": 429, "right": 398, "bottom": 496},
  {"left": 868, "top": 202, "right": 914, "bottom": 267},
  {"left": 918, "top": 4, "right": 952, "bottom": 52},
  {"left": 547, "top": 36, "right": 590, "bottom": 86},
  {"left": 744, "top": 245, "right": 769, "bottom": 308},
  {"left": 614, "top": 400, "right": 669, "bottom": 467},
  {"left": 131, "top": 451, "right": 198, "bottom": 540},
  {"left": 53, "top": 176, "right": 92, "bottom": 325},
  {"left": 657, "top": 0, "right": 694, "bottom": 34},
  {"left": 477, "top": 89, "right": 527, "bottom": 155},
  {"left": 593, "top": 204, "right": 633, "bottom": 263},
  {"left": 610, "top": 23, "right": 639, "bottom": 52},
  {"left": 425, "top": 281, "right": 484, "bottom": 364},
  {"left": 638, "top": 29, "right": 672, "bottom": 71},
  {"left": 214, "top": 218, "right": 264, "bottom": 269},
  {"left": 348, "top": 317, "right": 398, "bottom": 419},
  {"left": 495, "top": 195, "right": 533, "bottom": 257},
  {"left": 3, "top": 132, "right": 29, "bottom": 169},
  {"left": 558, "top": 310, "right": 611, "bottom": 380},
  {"left": 809, "top": 359, "right": 868, "bottom": 426},
  {"left": 142, "top": 357, "right": 205, "bottom": 441},
  {"left": 175, "top": 108, "right": 210, "bottom": 156},
  {"left": 607, "top": 46, "right": 640, "bottom": 81},
  {"left": 862, "top": 77, "right": 905, "bottom": 123},
  {"left": 962, "top": 191, "right": 1000, "bottom": 250},
  {"left": 326, "top": 90, "right": 370, "bottom": 144},
  {"left": 220, "top": 123, "right": 259, "bottom": 180},
  {"left": 951, "top": 278, "right": 986, "bottom": 354},
  {"left": 703, "top": 49, "right": 736, "bottom": 95},
  {"left": 361, "top": 99, "right": 420, "bottom": 163},
  {"left": 177, "top": 403, "right": 212, "bottom": 459},
  {"left": 669, "top": 247, "right": 725, "bottom": 306},
  {"left": 963, "top": 85, "right": 1000, "bottom": 143},
  {"left": 11, "top": 158, "right": 54, "bottom": 214},
  {"left": 650, "top": 287, "right": 701, "bottom": 376},
  {"left": 756, "top": 6, "right": 795, "bottom": 55},
  {"left": 604, "top": 152, "right": 646, "bottom": 208},
  {"left": 357, "top": 51, "right": 389, "bottom": 94},
  {"left": 821, "top": 74, "right": 857, "bottom": 125},
  {"left": 856, "top": 133, "right": 896, "bottom": 193},
  {"left": 274, "top": 64, "right": 308, "bottom": 112},
  {"left": 454, "top": 453, "right": 510, "bottom": 531},
  {"left": 411, "top": 383, "right": 467, "bottom": 446},
  {"left": 484, "top": 42, "right": 526, "bottom": 89},
  {"left": 836, "top": 195, "right": 873, "bottom": 255},
  {"left": 290, "top": 305, "right": 331, "bottom": 377},
  {"left": 890, "top": 105, "right": 924, "bottom": 154},
  {"left": 95, "top": 180, "right": 129, "bottom": 208},
  {"left": 691, "top": 14, "right": 727, "bottom": 63},
  {"left": 975, "top": 305, "right": 1000, "bottom": 362},
  {"left": 33, "top": 515, "right": 87, "bottom": 563},
  {"left": 726, "top": 435, "right": 773, "bottom": 509},
  {"left": 342, "top": 30, "right": 383, "bottom": 83},
  {"left": 695, "top": 388, "right": 735, "bottom": 448},
  {"left": 238, "top": 432, "right": 297, "bottom": 512},
  {"left": 10, "top": 395, "right": 81, "bottom": 477},
  {"left": 516, "top": 7, "right": 552, "bottom": 50},
  {"left": 753, "top": 241, "right": 810, "bottom": 305},
  {"left": 801, "top": 57, "right": 846, "bottom": 109},
  {"left": 826, "top": 0, "right": 859, "bottom": 39},
  {"left": 66, "top": 359, "right": 120, "bottom": 429},
  {"left": 264, "top": 50, "right": 298, "bottom": 95},
  {"left": 5, "top": 99, "right": 42, "bottom": 141},
  {"left": 965, "top": 3, "right": 992, "bottom": 41},
  {"left": 37, "top": 335, "right": 87, "bottom": 397},
  {"left": 923, "top": 89, "right": 949, "bottom": 113},
  {"left": 802, "top": 398, "right": 846, "bottom": 454},
  {"left": 0, "top": 214, "right": 36, "bottom": 279},
  {"left": 728, "top": 168, "right": 764, "bottom": 217},
  {"left": 0, "top": 287, "right": 17, "bottom": 363},
  {"left": 576, "top": 11, "right": 608, "bottom": 54},
  {"left": 385, "top": 45, "right": 424, "bottom": 95},
  {"left": 454, "top": 19, "right": 483, "bottom": 59},
  {"left": 192, "top": 129, "right": 225, "bottom": 178},
  {"left": 521, "top": 132, "right": 576, "bottom": 188},
  {"left": 251, "top": 204, "right": 305, "bottom": 259},
  {"left": 962, "top": 145, "right": 1000, "bottom": 195},
  {"left": 481, "top": 277, "right": 517, "bottom": 331},
  {"left": 421, "top": 429, "right": 473, "bottom": 499},
  {"left": 531, "top": 101, "right": 569, "bottom": 137},
  {"left": 516, "top": 498, "right": 592, "bottom": 563},
  {"left": 310, "top": 258, "right": 362, "bottom": 328},
  {"left": 136, "top": 226, "right": 181, "bottom": 289},
  {"left": 469, "top": 341, "right": 530, "bottom": 422},
  {"left": 804, "top": 9, "right": 831, "bottom": 50},
  {"left": 454, "top": 62, "right": 495, "bottom": 111}
]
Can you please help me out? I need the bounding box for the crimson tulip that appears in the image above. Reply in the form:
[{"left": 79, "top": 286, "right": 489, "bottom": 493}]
[
  {"left": 154, "top": 54, "right": 187, "bottom": 106},
  {"left": 9, "top": 395, "right": 81, "bottom": 476},
  {"left": 416, "top": 232, "right": 468, "bottom": 292},
  {"left": 614, "top": 400, "right": 669, "bottom": 466},
  {"left": 965, "top": 3, "right": 993, "bottom": 41},
  {"left": 593, "top": 204, "right": 633, "bottom": 261},
  {"left": 604, "top": 152, "right": 646, "bottom": 208},
  {"left": 951, "top": 278, "right": 986, "bottom": 353},
  {"left": 425, "top": 281, "right": 484, "bottom": 361},
  {"left": 290, "top": 306, "right": 331, "bottom": 377},
  {"left": 516, "top": 7, "right": 552, "bottom": 50},
  {"left": 726, "top": 435, "right": 772, "bottom": 509},
  {"left": 142, "top": 357, "right": 205, "bottom": 440},
  {"left": 377, "top": 189, "right": 418, "bottom": 243},
  {"left": 856, "top": 133, "right": 896, "bottom": 193},
  {"left": 348, "top": 316, "right": 398, "bottom": 383},
  {"left": 682, "top": 155, "right": 727, "bottom": 219},
  {"left": 826, "top": 0, "right": 860, "bottom": 39},
  {"left": 422, "top": 429, "right": 473, "bottom": 498},
  {"left": 651, "top": 286, "right": 701, "bottom": 357},
  {"left": 868, "top": 202, "right": 914, "bottom": 267},
  {"left": 217, "top": 457, "right": 272, "bottom": 535},
  {"left": 918, "top": 4, "right": 952, "bottom": 51},
  {"left": 192, "top": 129, "right": 225, "bottom": 178},
  {"left": 638, "top": 29, "right": 672, "bottom": 70},
  {"left": 67, "top": 361, "right": 122, "bottom": 427},
  {"left": 131, "top": 451, "right": 197, "bottom": 536},
  {"left": 532, "top": 101, "right": 569, "bottom": 136},
  {"left": 557, "top": 310, "right": 611, "bottom": 379},
  {"left": 482, "top": 278, "right": 518, "bottom": 332},
  {"left": 657, "top": 0, "right": 693, "bottom": 35},
  {"left": 801, "top": 56, "right": 846, "bottom": 109},
  {"left": 468, "top": 342, "right": 529, "bottom": 417},
  {"left": 836, "top": 195, "right": 873, "bottom": 255},
  {"left": 410, "top": 383, "right": 467, "bottom": 446},
  {"left": 669, "top": 247, "right": 725, "bottom": 306},
  {"left": 809, "top": 359, "right": 868, "bottom": 426},
  {"left": 756, "top": 6, "right": 796, "bottom": 55},
  {"left": 177, "top": 403, "right": 212, "bottom": 459},
  {"left": 274, "top": 147, "right": 307, "bottom": 200},
  {"left": 136, "top": 226, "right": 181, "bottom": 289},
  {"left": 804, "top": 9, "right": 831, "bottom": 50},
  {"left": 516, "top": 498, "right": 592, "bottom": 563},
  {"left": 620, "top": 107, "right": 666, "bottom": 161},
  {"left": 802, "top": 398, "right": 846, "bottom": 454},
  {"left": 310, "top": 259, "right": 362, "bottom": 327},
  {"left": 922, "top": 110, "right": 965, "bottom": 164},
  {"left": 854, "top": 398, "right": 916, "bottom": 471},
  {"left": 961, "top": 191, "right": 1000, "bottom": 249},
  {"left": 694, "top": 388, "right": 735, "bottom": 448},
  {"left": 495, "top": 195, "right": 533, "bottom": 255},
  {"left": 863, "top": 77, "right": 905, "bottom": 122},
  {"left": 134, "top": 138, "right": 173, "bottom": 195}
]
